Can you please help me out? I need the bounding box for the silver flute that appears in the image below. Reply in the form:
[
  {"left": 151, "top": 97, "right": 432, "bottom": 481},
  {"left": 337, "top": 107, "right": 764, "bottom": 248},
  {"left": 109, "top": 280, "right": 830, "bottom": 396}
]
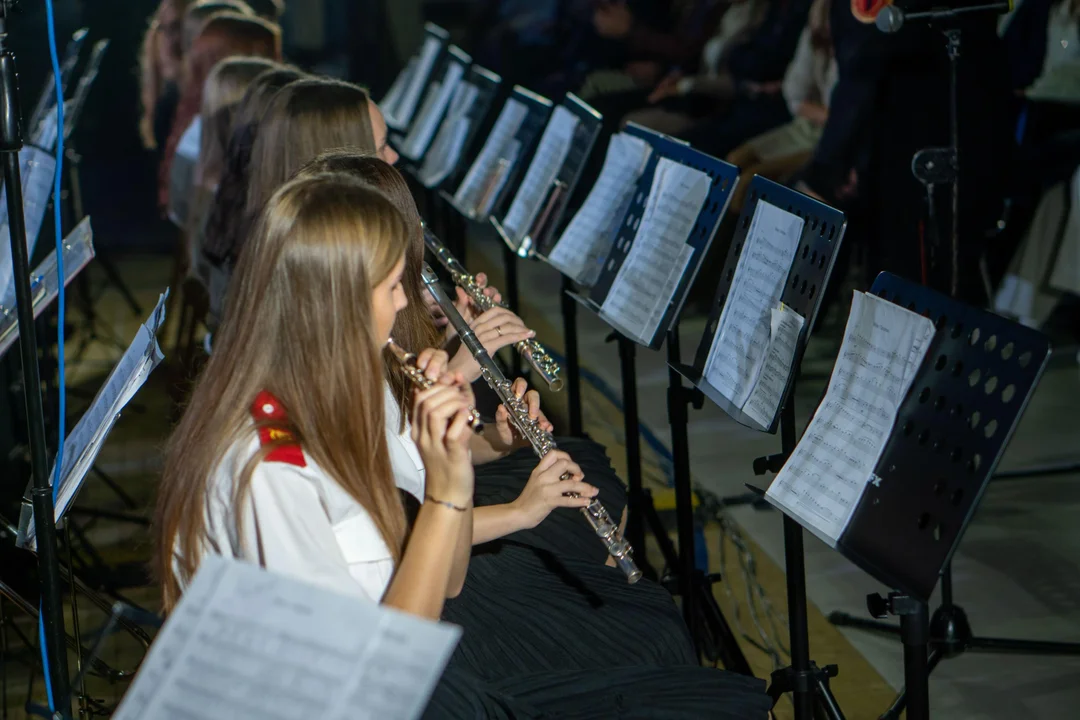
[
  {"left": 423, "top": 226, "right": 564, "bottom": 392},
  {"left": 422, "top": 265, "right": 642, "bottom": 583},
  {"left": 386, "top": 338, "right": 485, "bottom": 433}
]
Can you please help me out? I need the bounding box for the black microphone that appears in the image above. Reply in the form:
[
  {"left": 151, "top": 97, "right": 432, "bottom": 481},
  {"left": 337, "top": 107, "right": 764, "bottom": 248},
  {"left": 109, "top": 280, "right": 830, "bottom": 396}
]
[{"left": 875, "top": 1, "right": 1013, "bottom": 33}]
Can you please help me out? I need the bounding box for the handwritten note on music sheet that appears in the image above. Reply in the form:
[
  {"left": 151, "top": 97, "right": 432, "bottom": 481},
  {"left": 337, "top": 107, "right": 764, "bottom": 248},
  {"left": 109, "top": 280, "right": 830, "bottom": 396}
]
[
  {"left": 703, "top": 201, "right": 804, "bottom": 415},
  {"left": 743, "top": 304, "right": 805, "bottom": 428},
  {"left": 392, "top": 36, "right": 442, "bottom": 130},
  {"left": 548, "top": 132, "right": 651, "bottom": 285},
  {"left": 453, "top": 98, "right": 528, "bottom": 215},
  {"left": 418, "top": 82, "right": 479, "bottom": 189},
  {"left": 501, "top": 106, "right": 580, "bottom": 243},
  {"left": 401, "top": 60, "right": 466, "bottom": 161},
  {"left": 113, "top": 556, "right": 461, "bottom": 720},
  {"left": 766, "top": 291, "right": 935, "bottom": 546},
  {"left": 600, "top": 158, "right": 710, "bottom": 344}
]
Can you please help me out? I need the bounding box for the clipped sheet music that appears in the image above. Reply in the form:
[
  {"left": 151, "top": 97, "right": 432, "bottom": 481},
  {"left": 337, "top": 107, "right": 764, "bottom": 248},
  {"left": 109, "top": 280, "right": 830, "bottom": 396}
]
[
  {"left": 547, "top": 132, "right": 651, "bottom": 285},
  {"left": 390, "top": 35, "right": 443, "bottom": 130},
  {"left": 0, "top": 147, "right": 59, "bottom": 304},
  {"left": 113, "top": 555, "right": 460, "bottom": 720},
  {"left": 418, "top": 82, "right": 479, "bottom": 189},
  {"left": 599, "top": 158, "right": 709, "bottom": 344},
  {"left": 0, "top": 217, "right": 95, "bottom": 358},
  {"left": 703, "top": 201, "right": 804, "bottom": 419},
  {"left": 400, "top": 60, "right": 466, "bottom": 161},
  {"left": 17, "top": 292, "right": 168, "bottom": 550},
  {"left": 452, "top": 98, "right": 528, "bottom": 217},
  {"left": 766, "top": 291, "right": 935, "bottom": 546},
  {"left": 500, "top": 106, "right": 580, "bottom": 244}
]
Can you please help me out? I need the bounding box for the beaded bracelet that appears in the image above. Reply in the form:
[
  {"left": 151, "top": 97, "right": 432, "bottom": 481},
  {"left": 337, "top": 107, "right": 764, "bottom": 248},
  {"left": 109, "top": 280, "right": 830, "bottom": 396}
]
[{"left": 425, "top": 493, "right": 468, "bottom": 512}]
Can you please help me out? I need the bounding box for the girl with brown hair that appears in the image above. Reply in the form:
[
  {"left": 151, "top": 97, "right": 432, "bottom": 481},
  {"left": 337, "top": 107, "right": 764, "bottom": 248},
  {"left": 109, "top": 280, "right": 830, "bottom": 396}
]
[
  {"left": 155, "top": 171, "right": 476, "bottom": 617},
  {"left": 292, "top": 153, "right": 772, "bottom": 718},
  {"left": 158, "top": 11, "right": 282, "bottom": 212}
]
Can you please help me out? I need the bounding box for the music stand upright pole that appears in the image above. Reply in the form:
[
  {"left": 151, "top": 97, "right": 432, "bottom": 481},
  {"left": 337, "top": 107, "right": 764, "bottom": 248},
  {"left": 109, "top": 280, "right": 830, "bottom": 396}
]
[
  {"left": 615, "top": 335, "right": 647, "bottom": 562},
  {"left": 0, "top": 9, "right": 71, "bottom": 713},
  {"left": 561, "top": 275, "right": 584, "bottom": 437}
]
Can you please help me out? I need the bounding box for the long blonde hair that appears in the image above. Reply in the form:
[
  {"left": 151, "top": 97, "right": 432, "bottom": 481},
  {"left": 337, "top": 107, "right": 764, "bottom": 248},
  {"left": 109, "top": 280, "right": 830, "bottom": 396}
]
[
  {"left": 295, "top": 152, "right": 442, "bottom": 429},
  {"left": 139, "top": 0, "right": 190, "bottom": 150},
  {"left": 156, "top": 173, "right": 410, "bottom": 611}
]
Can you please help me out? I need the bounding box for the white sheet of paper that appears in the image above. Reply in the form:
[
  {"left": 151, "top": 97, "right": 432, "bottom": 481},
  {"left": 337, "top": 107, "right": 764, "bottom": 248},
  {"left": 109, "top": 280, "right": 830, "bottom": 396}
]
[
  {"left": 0, "top": 147, "right": 59, "bottom": 305},
  {"left": 113, "top": 555, "right": 460, "bottom": 720},
  {"left": 418, "top": 82, "right": 479, "bottom": 189},
  {"left": 393, "top": 37, "right": 442, "bottom": 130},
  {"left": 380, "top": 57, "right": 416, "bottom": 124},
  {"left": 547, "top": 132, "right": 651, "bottom": 285},
  {"left": 453, "top": 98, "right": 528, "bottom": 215},
  {"left": 477, "top": 140, "right": 521, "bottom": 219},
  {"left": 599, "top": 158, "right": 709, "bottom": 344},
  {"left": 765, "top": 291, "right": 935, "bottom": 546},
  {"left": 401, "top": 61, "right": 466, "bottom": 161},
  {"left": 703, "top": 201, "right": 804, "bottom": 409},
  {"left": 20, "top": 293, "right": 167, "bottom": 550},
  {"left": 742, "top": 304, "right": 805, "bottom": 428},
  {"left": 501, "top": 106, "right": 580, "bottom": 243}
]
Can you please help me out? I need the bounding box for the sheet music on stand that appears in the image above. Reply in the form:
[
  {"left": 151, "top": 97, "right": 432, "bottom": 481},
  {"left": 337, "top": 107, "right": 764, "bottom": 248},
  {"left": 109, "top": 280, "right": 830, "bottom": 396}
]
[
  {"left": 450, "top": 87, "right": 551, "bottom": 221},
  {"left": 379, "top": 57, "right": 415, "bottom": 122},
  {"left": 168, "top": 118, "right": 202, "bottom": 228},
  {"left": 112, "top": 555, "right": 460, "bottom": 720},
  {"left": 701, "top": 201, "right": 806, "bottom": 427},
  {"left": 17, "top": 291, "right": 169, "bottom": 551},
  {"left": 62, "top": 39, "right": 109, "bottom": 144},
  {"left": 0, "top": 146, "right": 59, "bottom": 303},
  {"left": 398, "top": 46, "right": 470, "bottom": 163},
  {"left": 0, "top": 217, "right": 95, "bottom": 358},
  {"left": 766, "top": 291, "right": 936, "bottom": 548},
  {"left": 384, "top": 24, "right": 449, "bottom": 131},
  {"left": 546, "top": 131, "right": 653, "bottom": 286},
  {"left": 417, "top": 66, "right": 500, "bottom": 190}
]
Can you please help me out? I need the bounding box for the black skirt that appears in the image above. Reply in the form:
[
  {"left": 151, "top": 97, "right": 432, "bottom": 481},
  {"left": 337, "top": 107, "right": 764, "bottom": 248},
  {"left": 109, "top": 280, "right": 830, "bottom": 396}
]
[{"left": 436, "top": 438, "right": 771, "bottom": 718}]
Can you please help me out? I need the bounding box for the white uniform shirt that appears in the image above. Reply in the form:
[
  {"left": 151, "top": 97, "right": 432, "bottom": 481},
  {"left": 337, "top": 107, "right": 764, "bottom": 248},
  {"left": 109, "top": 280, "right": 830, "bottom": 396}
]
[
  {"left": 384, "top": 384, "right": 427, "bottom": 500},
  {"left": 188, "top": 391, "right": 404, "bottom": 603}
]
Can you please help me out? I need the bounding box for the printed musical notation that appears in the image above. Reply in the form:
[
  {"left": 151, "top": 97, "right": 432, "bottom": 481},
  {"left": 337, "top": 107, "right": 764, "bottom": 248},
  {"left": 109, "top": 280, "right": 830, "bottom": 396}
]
[
  {"left": 765, "top": 291, "right": 935, "bottom": 546},
  {"left": 418, "top": 82, "right": 479, "bottom": 189},
  {"left": 547, "top": 132, "right": 651, "bottom": 285},
  {"left": 0, "top": 146, "right": 59, "bottom": 304},
  {"left": 703, "top": 201, "right": 804, "bottom": 418},
  {"left": 600, "top": 158, "right": 709, "bottom": 344},
  {"left": 452, "top": 99, "right": 528, "bottom": 216},
  {"left": 113, "top": 556, "right": 460, "bottom": 720},
  {"left": 401, "top": 60, "right": 466, "bottom": 161},
  {"left": 502, "top": 106, "right": 579, "bottom": 244},
  {"left": 388, "top": 35, "right": 442, "bottom": 130}
]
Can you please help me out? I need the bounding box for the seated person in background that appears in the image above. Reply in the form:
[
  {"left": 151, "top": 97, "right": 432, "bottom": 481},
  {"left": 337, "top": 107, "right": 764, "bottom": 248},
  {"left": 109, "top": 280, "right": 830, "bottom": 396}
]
[
  {"left": 619, "top": 0, "right": 767, "bottom": 136},
  {"left": 673, "top": 0, "right": 814, "bottom": 159},
  {"left": 726, "top": 0, "right": 836, "bottom": 210},
  {"left": 579, "top": 0, "right": 727, "bottom": 108},
  {"left": 182, "top": 0, "right": 254, "bottom": 51},
  {"left": 243, "top": 0, "right": 285, "bottom": 21},
  {"left": 139, "top": 0, "right": 188, "bottom": 154}
]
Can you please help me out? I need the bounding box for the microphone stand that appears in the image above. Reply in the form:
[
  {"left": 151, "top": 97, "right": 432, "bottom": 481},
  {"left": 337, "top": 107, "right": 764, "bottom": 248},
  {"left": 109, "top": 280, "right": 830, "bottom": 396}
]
[{"left": 0, "top": 3, "right": 72, "bottom": 715}]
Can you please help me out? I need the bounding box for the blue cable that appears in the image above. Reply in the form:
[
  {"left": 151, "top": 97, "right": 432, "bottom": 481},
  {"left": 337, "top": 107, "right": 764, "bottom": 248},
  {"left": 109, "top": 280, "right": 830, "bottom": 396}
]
[{"left": 39, "top": 0, "right": 66, "bottom": 713}]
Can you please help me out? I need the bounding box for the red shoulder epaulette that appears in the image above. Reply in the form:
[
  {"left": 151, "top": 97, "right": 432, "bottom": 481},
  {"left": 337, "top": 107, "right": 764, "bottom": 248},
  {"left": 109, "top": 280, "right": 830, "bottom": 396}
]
[{"left": 250, "top": 390, "right": 307, "bottom": 467}]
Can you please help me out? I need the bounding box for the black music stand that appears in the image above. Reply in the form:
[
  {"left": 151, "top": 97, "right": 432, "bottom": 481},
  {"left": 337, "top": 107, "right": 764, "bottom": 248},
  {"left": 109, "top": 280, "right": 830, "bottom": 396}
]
[
  {"left": 569, "top": 132, "right": 751, "bottom": 673},
  {"left": 440, "top": 86, "right": 553, "bottom": 377},
  {"left": 396, "top": 45, "right": 472, "bottom": 169},
  {"left": 820, "top": 273, "right": 1077, "bottom": 720},
  {"left": 423, "top": 65, "right": 502, "bottom": 265},
  {"left": 488, "top": 93, "right": 602, "bottom": 423},
  {"left": 383, "top": 22, "right": 449, "bottom": 135},
  {"left": 674, "top": 177, "right": 848, "bottom": 717}
]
